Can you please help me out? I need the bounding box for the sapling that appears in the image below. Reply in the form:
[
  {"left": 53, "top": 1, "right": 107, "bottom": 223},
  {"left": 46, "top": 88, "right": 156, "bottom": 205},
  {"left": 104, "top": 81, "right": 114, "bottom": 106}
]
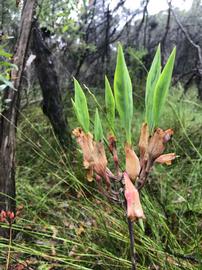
[{"left": 72, "top": 43, "right": 176, "bottom": 270}]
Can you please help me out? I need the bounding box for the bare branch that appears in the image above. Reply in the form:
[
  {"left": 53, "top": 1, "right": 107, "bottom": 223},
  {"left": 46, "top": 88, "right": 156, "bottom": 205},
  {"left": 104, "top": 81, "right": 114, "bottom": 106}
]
[{"left": 170, "top": 3, "right": 202, "bottom": 72}]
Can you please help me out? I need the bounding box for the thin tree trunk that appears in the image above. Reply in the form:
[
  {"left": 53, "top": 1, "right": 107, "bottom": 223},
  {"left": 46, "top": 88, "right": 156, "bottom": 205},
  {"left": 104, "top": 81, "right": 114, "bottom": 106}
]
[
  {"left": 31, "top": 23, "right": 72, "bottom": 148},
  {"left": 1, "top": 0, "right": 4, "bottom": 31},
  {"left": 0, "top": 0, "right": 36, "bottom": 236},
  {"left": 161, "top": 1, "right": 172, "bottom": 64},
  {"left": 103, "top": 5, "right": 110, "bottom": 74}
]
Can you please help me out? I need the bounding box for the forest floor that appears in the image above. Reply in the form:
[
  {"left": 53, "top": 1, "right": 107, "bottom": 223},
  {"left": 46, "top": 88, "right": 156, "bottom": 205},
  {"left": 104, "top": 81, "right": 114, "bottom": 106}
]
[{"left": 0, "top": 86, "right": 202, "bottom": 270}]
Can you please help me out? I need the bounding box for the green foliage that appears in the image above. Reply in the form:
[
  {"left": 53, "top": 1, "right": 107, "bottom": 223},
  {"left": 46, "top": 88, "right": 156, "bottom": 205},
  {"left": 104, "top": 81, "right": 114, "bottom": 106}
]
[
  {"left": 38, "top": 0, "right": 77, "bottom": 34},
  {"left": 0, "top": 47, "right": 17, "bottom": 112},
  {"left": 72, "top": 78, "right": 90, "bottom": 133},
  {"left": 127, "top": 47, "right": 148, "bottom": 74},
  {"left": 114, "top": 44, "right": 133, "bottom": 144},
  {"left": 72, "top": 44, "right": 176, "bottom": 140},
  {"left": 145, "top": 46, "right": 176, "bottom": 131},
  {"left": 0, "top": 47, "right": 17, "bottom": 91},
  {"left": 105, "top": 76, "right": 115, "bottom": 134},
  {"left": 0, "top": 74, "right": 16, "bottom": 91},
  {"left": 0, "top": 48, "right": 12, "bottom": 58},
  {"left": 94, "top": 108, "right": 103, "bottom": 141},
  {"left": 153, "top": 47, "right": 176, "bottom": 128},
  {"left": 145, "top": 44, "right": 161, "bottom": 130}
]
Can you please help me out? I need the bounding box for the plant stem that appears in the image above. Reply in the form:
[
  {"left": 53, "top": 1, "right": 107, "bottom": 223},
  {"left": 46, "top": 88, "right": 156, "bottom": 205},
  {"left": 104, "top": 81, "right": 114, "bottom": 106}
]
[
  {"left": 6, "top": 223, "right": 12, "bottom": 270},
  {"left": 127, "top": 218, "right": 137, "bottom": 270}
]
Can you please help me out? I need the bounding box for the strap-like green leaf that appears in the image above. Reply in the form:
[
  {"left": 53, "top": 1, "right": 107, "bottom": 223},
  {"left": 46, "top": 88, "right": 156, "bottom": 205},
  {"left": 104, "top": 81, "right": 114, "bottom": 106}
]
[
  {"left": 94, "top": 108, "right": 103, "bottom": 141},
  {"left": 71, "top": 98, "right": 80, "bottom": 126},
  {"left": 145, "top": 44, "right": 161, "bottom": 131},
  {"left": 114, "top": 44, "right": 133, "bottom": 144},
  {"left": 153, "top": 47, "right": 176, "bottom": 128},
  {"left": 73, "top": 78, "right": 90, "bottom": 133},
  {"left": 105, "top": 76, "right": 115, "bottom": 134}
]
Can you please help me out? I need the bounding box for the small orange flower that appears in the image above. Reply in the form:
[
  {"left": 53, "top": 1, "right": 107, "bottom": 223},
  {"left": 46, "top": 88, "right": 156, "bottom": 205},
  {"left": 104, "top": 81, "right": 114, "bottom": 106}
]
[
  {"left": 72, "top": 128, "right": 95, "bottom": 181},
  {"left": 155, "top": 153, "right": 176, "bottom": 165},
  {"left": 124, "top": 172, "right": 145, "bottom": 221},
  {"left": 0, "top": 210, "right": 6, "bottom": 222},
  {"left": 73, "top": 128, "right": 108, "bottom": 182},
  {"left": 0, "top": 210, "right": 15, "bottom": 223},
  {"left": 147, "top": 128, "right": 174, "bottom": 167}
]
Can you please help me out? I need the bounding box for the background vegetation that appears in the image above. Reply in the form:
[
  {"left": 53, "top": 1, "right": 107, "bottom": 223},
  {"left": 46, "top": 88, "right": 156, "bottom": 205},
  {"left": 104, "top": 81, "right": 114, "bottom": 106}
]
[{"left": 0, "top": 0, "right": 202, "bottom": 269}]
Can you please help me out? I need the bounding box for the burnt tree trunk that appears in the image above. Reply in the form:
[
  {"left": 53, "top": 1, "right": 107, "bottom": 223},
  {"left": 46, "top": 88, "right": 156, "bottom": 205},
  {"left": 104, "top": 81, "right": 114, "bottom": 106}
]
[
  {"left": 32, "top": 24, "right": 72, "bottom": 148},
  {"left": 0, "top": 0, "right": 36, "bottom": 232}
]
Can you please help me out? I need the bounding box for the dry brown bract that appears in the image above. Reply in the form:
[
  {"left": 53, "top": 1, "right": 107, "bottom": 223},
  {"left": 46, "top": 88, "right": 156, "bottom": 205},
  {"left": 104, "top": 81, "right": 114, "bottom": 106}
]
[
  {"left": 72, "top": 128, "right": 108, "bottom": 182},
  {"left": 155, "top": 153, "right": 176, "bottom": 165},
  {"left": 138, "top": 123, "right": 149, "bottom": 163},
  {"left": 146, "top": 128, "right": 174, "bottom": 169},
  {"left": 125, "top": 143, "right": 140, "bottom": 181}
]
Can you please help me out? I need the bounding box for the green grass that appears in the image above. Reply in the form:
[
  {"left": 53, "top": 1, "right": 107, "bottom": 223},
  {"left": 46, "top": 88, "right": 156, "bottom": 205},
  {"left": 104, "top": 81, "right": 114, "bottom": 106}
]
[{"left": 0, "top": 86, "right": 202, "bottom": 269}]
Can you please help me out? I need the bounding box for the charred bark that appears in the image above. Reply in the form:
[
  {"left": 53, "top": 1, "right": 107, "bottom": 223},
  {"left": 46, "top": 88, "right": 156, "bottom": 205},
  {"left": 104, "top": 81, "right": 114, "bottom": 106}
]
[
  {"left": 0, "top": 0, "right": 36, "bottom": 235},
  {"left": 31, "top": 23, "right": 72, "bottom": 148}
]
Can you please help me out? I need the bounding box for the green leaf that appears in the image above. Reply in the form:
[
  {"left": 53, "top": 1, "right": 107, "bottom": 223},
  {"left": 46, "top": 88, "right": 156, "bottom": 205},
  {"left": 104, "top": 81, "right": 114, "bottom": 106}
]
[
  {"left": 114, "top": 44, "right": 133, "bottom": 144},
  {"left": 62, "top": 25, "right": 68, "bottom": 33},
  {"left": 0, "top": 84, "right": 7, "bottom": 91},
  {"left": 105, "top": 76, "right": 115, "bottom": 134},
  {"left": 71, "top": 98, "right": 80, "bottom": 125},
  {"left": 145, "top": 44, "right": 161, "bottom": 131},
  {"left": 0, "top": 48, "right": 12, "bottom": 58},
  {"left": 0, "top": 61, "right": 18, "bottom": 70},
  {"left": 153, "top": 47, "right": 176, "bottom": 128},
  {"left": 73, "top": 78, "right": 90, "bottom": 133},
  {"left": 0, "top": 75, "right": 16, "bottom": 90},
  {"left": 94, "top": 108, "right": 103, "bottom": 141}
]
